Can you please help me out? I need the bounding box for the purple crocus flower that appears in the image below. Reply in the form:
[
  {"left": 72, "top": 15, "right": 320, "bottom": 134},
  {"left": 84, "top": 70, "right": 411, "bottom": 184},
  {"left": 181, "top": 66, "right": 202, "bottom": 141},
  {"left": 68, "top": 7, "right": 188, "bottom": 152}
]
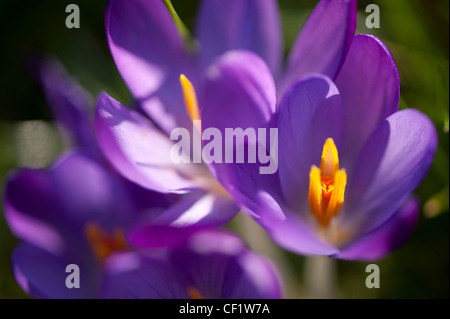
[
  {"left": 199, "top": 36, "right": 437, "bottom": 260},
  {"left": 3, "top": 151, "right": 170, "bottom": 298},
  {"left": 95, "top": 0, "right": 356, "bottom": 230},
  {"left": 102, "top": 230, "right": 283, "bottom": 299},
  {"left": 4, "top": 154, "right": 282, "bottom": 299},
  {"left": 36, "top": 58, "right": 235, "bottom": 244}
]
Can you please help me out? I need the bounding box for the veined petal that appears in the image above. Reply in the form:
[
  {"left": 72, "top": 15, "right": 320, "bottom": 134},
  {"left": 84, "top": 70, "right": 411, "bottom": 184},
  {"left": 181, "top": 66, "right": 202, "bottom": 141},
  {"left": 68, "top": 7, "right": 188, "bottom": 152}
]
[
  {"left": 336, "top": 197, "right": 419, "bottom": 261},
  {"left": 279, "top": 0, "right": 356, "bottom": 95},
  {"left": 106, "top": 0, "right": 194, "bottom": 132},
  {"left": 128, "top": 191, "right": 239, "bottom": 249},
  {"left": 202, "top": 50, "right": 276, "bottom": 132},
  {"left": 277, "top": 75, "right": 345, "bottom": 206},
  {"left": 94, "top": 92, "right": 200, "bottom": 193},
  {"left": 344, "top": 109, "right": 437, "bottom": 232},
  {"left": 196, "top": 0, "right": 282, "bottom": 76},
  {"left": 336, "top": 34, "right": 400, "bottom": 171}
]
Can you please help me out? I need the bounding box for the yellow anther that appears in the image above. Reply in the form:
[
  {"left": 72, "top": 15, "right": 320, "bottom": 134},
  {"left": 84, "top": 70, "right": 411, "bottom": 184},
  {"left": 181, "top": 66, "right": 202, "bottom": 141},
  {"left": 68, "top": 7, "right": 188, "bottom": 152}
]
[
  {"left": 320, "top": 138, "right": 339, "bottom": 178},
  {"left": 180, "top": 74, "right": 200, "bottom": 122},
  {"left": 85, "top": 223, "right": 128, "bottom": 263},
  {"left": 308, "top": 138, "right": 347, "bottom": 227}
]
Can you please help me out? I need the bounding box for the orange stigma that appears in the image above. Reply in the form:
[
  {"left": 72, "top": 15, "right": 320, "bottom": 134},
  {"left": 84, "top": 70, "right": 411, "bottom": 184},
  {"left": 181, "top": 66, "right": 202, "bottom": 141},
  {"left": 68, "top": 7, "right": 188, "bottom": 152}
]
[
  {"left": 186, "top": 286, "right": 204, "bottom": 299},
  {"left": 308, "top": 138, "right": 347, "bottom": 227},
  {"left": 85, "top": 222, "right": 128, "bottom": 263}
]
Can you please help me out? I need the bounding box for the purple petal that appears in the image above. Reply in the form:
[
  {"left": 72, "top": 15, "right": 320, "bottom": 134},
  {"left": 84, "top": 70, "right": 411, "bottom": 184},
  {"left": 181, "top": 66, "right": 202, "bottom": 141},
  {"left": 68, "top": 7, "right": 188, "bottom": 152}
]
[
  {"left": 104, "top": 231, "right": 283, "bottom": 299},
  {"left": 336, "top": 34, "right": 400, "bottom": 170},
  {"left": 277, "top": 74, "right": 345, "bottom": 206},
  {"left": 35, "top": 58, "right": 101, "bottom": 158},
  {"left": 95, "top": 92, "right": 201, "bottom": 193},
  {"left": 202, "top": 50, "right": 276, "bottom": 131},
  {"left": 344, "top": 109, "right": 437, "bottom": 232},
  {"left": 102, "top": 252, "right": 185, "bottom": 299},
  {"left": 279, "top": 0, "right": 357, "bottom": 95},
  {"left": 200, "top": 51, "right": 278, "bottom": 211},
  {"left": 170, "top": 231, "right": 283, "bottom": 299},
  {"left": 336, "top": 197, "right": 420, "bottom": 261},
  {"left": 129, "top": 191, "right": 239, "bottom": 249},
  {"left": 196, "top": 0, "right": 282, "bottom": 76},
  {"left": 258, "top": 203, "right": 340, "bottom": 256},
  {"left": 4, "top": 169, "right": 67, "bottom": 255},
  {"left": 3, "top": 151, "right": 151, "bottom": 255},
  {"left": 106, "top": 0, "right": 194, "bottom": 132},
  {"left": 13, "top": 244, "right": 100, "bottom": 299}
]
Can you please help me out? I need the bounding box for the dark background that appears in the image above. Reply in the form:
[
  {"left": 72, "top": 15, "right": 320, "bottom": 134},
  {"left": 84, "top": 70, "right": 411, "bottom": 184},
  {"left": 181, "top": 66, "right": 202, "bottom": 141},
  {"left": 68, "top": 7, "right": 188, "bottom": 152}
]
[{"left": 0, "top": 0, "right": 448, "bottom": 298}]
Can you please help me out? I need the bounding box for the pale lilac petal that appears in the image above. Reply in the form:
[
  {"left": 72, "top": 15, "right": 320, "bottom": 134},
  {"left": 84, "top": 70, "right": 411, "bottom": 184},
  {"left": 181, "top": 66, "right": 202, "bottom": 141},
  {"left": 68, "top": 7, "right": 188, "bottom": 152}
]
[
  {"left": 344, "top": 109, "right": 437, "bottom": 231},
  {"left": 336, "top": 34, "right": 400, "bottom": 170},
  {"left": 129, "top": 191, "right": 238, "bottom": 248},
  {"left": 106, "top": 0, "right": 194, "bottom": 132},
  {"left": 336, "top": 197, "right": 420, "bottom": 261},
  {"left": 95, "top": 92, "right": 200, "bottom": 193},
  {"left": 277, "top": 75, "right": 345, "bottom": 206},
  {"left": 196, "top": 0, "right": 282, "bottom": 76},
  {"left": 202, "top": 50, "right": 276, "bottom": 132},
  {"left": 279, "top": 0, "right": 357, "bottom": 95},
  {"left": 200, "top": 51, "right": 278, "bottom": 214}
]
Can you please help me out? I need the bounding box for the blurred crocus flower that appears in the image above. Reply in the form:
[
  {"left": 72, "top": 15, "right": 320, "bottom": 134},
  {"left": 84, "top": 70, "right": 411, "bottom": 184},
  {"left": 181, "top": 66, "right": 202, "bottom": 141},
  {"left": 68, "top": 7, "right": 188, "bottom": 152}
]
[
  {"left": 4, "top": 154, "right": 282, "bottom": 299},
  {"left": 3, "top": 151, "right": 170, "bottom": 298},
  {"left": 200, "top": 35, "right": 437, "bottom": 260},
  {"left": 103, "top": 230, "right": 283, "bottom": 299},
  {"left": 36, "top": 59, "right": 235, "bottom": 243},
  {"left": 95, "top": 0, "right": 356, "bottom": 227}
]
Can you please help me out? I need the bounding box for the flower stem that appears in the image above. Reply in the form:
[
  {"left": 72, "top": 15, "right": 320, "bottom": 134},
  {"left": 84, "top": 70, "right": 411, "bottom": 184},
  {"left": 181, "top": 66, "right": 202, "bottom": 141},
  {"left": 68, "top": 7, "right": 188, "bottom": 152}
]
[
  {"left": 304, "top": 256, "right": 337, "bottom": 299},
  {"left": 163, "top": 0, "right": 190, "bottom": 41}
]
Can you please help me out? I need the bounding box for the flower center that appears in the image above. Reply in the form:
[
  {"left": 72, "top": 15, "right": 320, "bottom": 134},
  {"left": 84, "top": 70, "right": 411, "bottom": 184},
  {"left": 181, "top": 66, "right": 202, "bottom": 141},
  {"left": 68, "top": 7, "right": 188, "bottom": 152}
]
[
  {"left": 308, "top": 138, "right": 347, "bottom": 227},
  {"left": 186, "top": 286, "right": 204, "bottom": 299},
  {"left": 84, "top": 222, "right": 128, "bottom": 263}
]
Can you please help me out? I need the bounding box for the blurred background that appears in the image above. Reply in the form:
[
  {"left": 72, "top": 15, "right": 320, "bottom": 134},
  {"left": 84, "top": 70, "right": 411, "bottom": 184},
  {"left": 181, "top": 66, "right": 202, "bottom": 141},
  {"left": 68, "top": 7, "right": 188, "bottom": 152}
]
[{"left": 0, "top": 0, "right": 448, "bottom": 298}]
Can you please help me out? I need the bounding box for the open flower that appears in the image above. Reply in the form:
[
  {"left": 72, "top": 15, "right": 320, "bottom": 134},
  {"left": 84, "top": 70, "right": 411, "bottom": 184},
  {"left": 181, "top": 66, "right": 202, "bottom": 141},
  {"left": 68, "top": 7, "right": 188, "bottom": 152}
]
[
  {"left": 198, "top": 31, "right": 437, "bottom": 260},
  {"left": 95, "top": 0, "right": 356, "bottom": 231},
  {"left": 38, "top": 59, "right": 232, "bottom": 244},
  {"left": 3, "top": 152, "right": 170, "bottom": 298},
  {"left": 102, "top": 230, "right": 283, "bottom": 299}
]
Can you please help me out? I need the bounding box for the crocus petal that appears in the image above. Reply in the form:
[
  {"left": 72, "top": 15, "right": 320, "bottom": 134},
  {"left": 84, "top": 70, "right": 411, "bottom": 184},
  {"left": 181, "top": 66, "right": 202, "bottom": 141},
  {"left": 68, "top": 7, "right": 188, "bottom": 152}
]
[
  {"left": 262, "top": 210, "right": 339, "bottom": 255},
  {"left": 129, "top": 191, "right": 239, "bottom": 249},
  {"left": 279, "top": 0, "right": 356, "bottom": 95},
  {"left": 277, "top": 74, "right": 345, "bottom": 206},
  {"left": 336, "top": 197, "right": 420, "bottom": 261},
  {"left": 4, "top": 170, "right": 67, "bottom": 255},
  {"left": 344, "top": 109, "right": 437, "bottom": 232},
  {"left": 202, "top": 50, "right": 276, "bottom": 132},
  {"left": 3, "top": 151, "right": 135, "bottom": 255},
  {"left": 336, "top": 34, "right": 400, "bottom": 170},
  {"left": 170, "top": 231, "right": 283, "bottom": 299},
  {"left": 49, "top": 152, "right": 136, "bottom": 230},
  {"left": 95, "top": 92, "right": 200, "bottom": 193},
  {"left": 106, "top": 0, "right": 194, "bottom": 132},
  {"left": 103, "top": 231, "right": 283, "bottom": 299},
  {"left": 201, "top": 51, "right": 278, "bottom": 211},
  {"left": 13, "top": 244, "right": 99, "bottom": 299},
  {"left": 102, "top": 252, "right": 185, "bottom": 299},
  {"left": 196, "top": 0, "right": 282, "bottom": 76},
  {"left": 35, "top": 58, "right": 101, "bottom": 158}
]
